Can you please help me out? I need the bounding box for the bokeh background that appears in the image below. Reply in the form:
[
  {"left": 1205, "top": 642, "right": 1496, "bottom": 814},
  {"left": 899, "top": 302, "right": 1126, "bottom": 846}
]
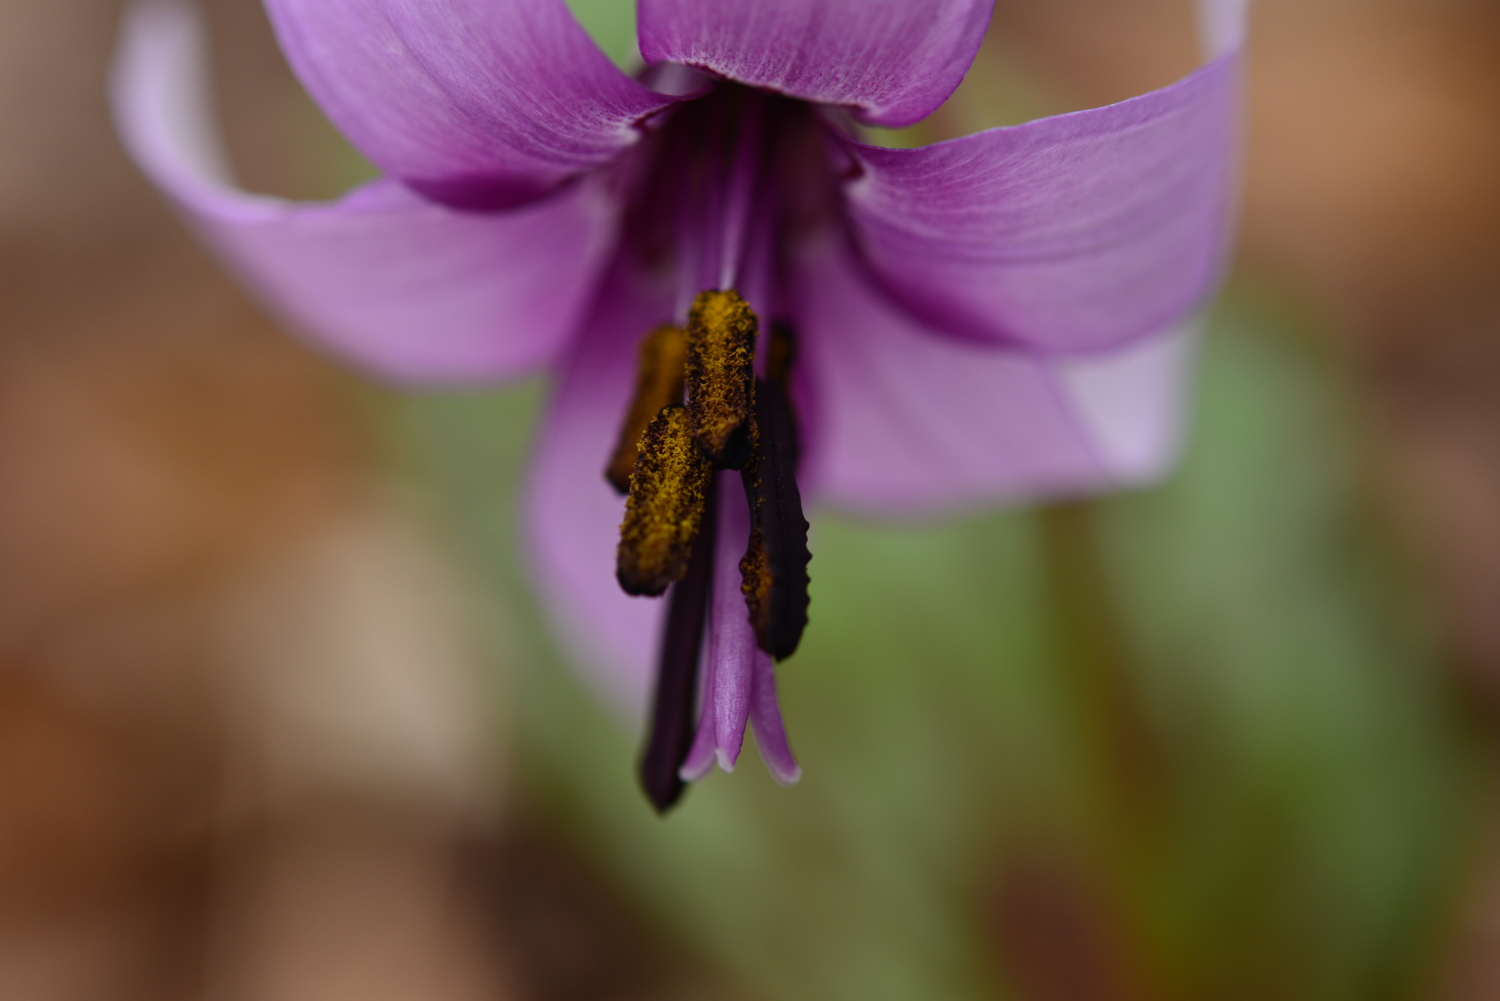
[{"left": 2, "top": 0, "right": 1499, "bottom": 998}]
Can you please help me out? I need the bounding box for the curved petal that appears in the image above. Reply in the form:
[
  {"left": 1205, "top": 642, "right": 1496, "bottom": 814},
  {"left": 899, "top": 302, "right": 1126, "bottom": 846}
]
[
  {"left": 112, "top": 0, "right": 616, "bottom": 383},
  {"left": 638, "top": 0, "right": 993, "bottom": 127},
  {"left": 793, "top": 238, "right": 1193, "bottom": 517},
  {"left": 523, "top": 258, "right": 679, "bottom": 720},
  {"left": 1055, "top": 319, "right": 1198, "bottom": 487},
  {"left": 840, "top": 52, "right": 1240, "bottom": 354},
  {"left": 264, "top": 0, "right": 677, "bottom": 208},
  {"left": 109, "top": 0, "right": 615, "bottom": 384}
]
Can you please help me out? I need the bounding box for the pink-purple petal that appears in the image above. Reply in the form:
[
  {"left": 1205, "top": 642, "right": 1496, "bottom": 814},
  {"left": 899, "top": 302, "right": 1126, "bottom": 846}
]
[
  {"left": 1055, "top": 320, "right": 1198, "bottom": 487},
  {"left": 523, "top": 259, "right": 678, "bottom": 720},
  {"left": 264, "top": 0, "right": 677, "bottom": 209},
  {"left": 793, "top": 238, "right": 1194, "bottom": 517},
  {"left": 638, "top": 0, "right": 994, "bottom": 127},
  {"left": 839, "top": 53, "right": 1239, "bottom": 355},
  {"left": 112, "top": 0, "right": 616, "bottom": 383}
]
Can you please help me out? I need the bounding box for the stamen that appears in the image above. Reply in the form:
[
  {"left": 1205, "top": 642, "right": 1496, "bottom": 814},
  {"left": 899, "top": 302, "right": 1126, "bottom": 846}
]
[
  {"left": 606, "top": 325, "right": 689, "bottom": 494},
  {"left": 686, "top": 290, "right": 757, "bottom": 468},
  {"left": 617, "top": 406, "right": 713, "bottom": 596},
  {"left": 740, "top": 373, "right": 811, "bottom": 660},
  {"left": 640, "top": 477, "right": 719, "bottom": 813}
]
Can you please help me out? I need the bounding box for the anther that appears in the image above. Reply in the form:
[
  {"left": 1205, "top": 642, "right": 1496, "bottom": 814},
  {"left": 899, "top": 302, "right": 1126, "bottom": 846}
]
[
  {"left": 686, "top": 290, "right": 757, "bottom": 468},
  {"left": 639, "top": 477, "right": 718, "bottom": 814},
  {"left": 740, "top": 374, "right": 811, "bottom": 660},
  {"left": 617, "top": 406, "right": 713, "bottom": 596},
  {"left": 607, "top": 325, "right": 689, "bottom": 494}
]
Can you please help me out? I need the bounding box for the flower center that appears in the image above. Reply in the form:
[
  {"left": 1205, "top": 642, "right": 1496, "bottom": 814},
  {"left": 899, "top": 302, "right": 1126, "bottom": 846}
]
[
  {"left": 606, "top": 84, "right": 819, "bottom": 811},
  {"left": 616, "top": 296, "right": 810, "bottom": 810}
]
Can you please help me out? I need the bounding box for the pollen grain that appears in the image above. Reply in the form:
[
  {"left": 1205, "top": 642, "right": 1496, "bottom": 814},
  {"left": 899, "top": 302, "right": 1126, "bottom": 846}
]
[
  {"left": 686, "top": 290, "right": 757, "bottom": 467},
  {"left": 617, "top": 406, "right": 713, "bottom": 596}
]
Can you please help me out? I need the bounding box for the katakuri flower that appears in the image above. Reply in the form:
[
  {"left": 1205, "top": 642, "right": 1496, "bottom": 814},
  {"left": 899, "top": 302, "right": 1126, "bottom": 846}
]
[{"left": 113, "top": 0, "right": 1248, "bottom": 811}]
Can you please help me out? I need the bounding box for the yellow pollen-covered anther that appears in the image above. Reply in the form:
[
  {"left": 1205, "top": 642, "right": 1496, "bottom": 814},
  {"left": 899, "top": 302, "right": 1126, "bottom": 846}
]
[
  {"left": 617, "top": 406, "right": 713, "bottom": 596},
  {"left": 606, "top": 325, "right": 689, "bottom": 494},
  {"left": 686, "top": 290, "right": 758, "bottom": 467}
]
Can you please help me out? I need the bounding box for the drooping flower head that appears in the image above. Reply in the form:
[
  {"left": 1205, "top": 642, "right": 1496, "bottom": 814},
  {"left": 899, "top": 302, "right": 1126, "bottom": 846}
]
[{"left": 113, "top": 0, "right": 1249, "bottom": 810}]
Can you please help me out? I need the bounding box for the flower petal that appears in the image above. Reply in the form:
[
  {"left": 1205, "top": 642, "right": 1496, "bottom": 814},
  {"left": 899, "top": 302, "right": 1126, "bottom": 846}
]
[
  {"left": 112, "top": 0, "right": 616, "bottom": 383},
  {"left": 839, "top": 52, "right": 1239, "bottom": 355},
  {"left": 793, "top": 238, "right": 1192, "bottom": 516},
  {"left": 262, "top": 0, "right": 676, "bottom": 208},
  {"left": 637, "top": 0, "right": 993, "bottom": 127},
  {"left": 523, "top": 258, "right": 678, "bottom": 719},
  {"left": 1055, "top": 320, "right": 1198, "bottom": 487}
]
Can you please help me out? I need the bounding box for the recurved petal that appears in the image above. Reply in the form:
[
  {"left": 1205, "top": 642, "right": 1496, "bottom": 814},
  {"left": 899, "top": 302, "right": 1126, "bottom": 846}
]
[
  {"left": 840, "top": 52, "right": 1239, "bottom": 355},
  {"left": 524, "top": 259, "right": 679, "bottom": 720},
  {"left": 113, "top": 0, "right": 615, "bottom": 383},
  {"left": 263, "top": 0, "right": 676, "bottom": 209},
  {"left": 638, "top": 0, "right": 994, "bottom": 127},
  {"left": 794, "top": 239, "right": 1194, "bottom": 516}
]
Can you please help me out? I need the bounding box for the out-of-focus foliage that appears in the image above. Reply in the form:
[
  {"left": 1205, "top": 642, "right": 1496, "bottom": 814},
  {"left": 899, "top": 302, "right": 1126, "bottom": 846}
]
[{"left": 384, "top": 287, "right": 1474, "bottom": 1000}]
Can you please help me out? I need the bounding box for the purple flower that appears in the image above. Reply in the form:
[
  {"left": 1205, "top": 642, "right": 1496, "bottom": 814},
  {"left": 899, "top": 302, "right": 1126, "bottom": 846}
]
[{"left": 112, "top": 0, "right": 1247, "bottom": 810}]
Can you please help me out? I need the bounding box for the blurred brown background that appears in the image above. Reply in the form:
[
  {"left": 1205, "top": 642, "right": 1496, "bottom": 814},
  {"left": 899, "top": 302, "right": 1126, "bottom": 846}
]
[{"left": 2, "top": 0, "right": 1499, "bottom": 998}]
